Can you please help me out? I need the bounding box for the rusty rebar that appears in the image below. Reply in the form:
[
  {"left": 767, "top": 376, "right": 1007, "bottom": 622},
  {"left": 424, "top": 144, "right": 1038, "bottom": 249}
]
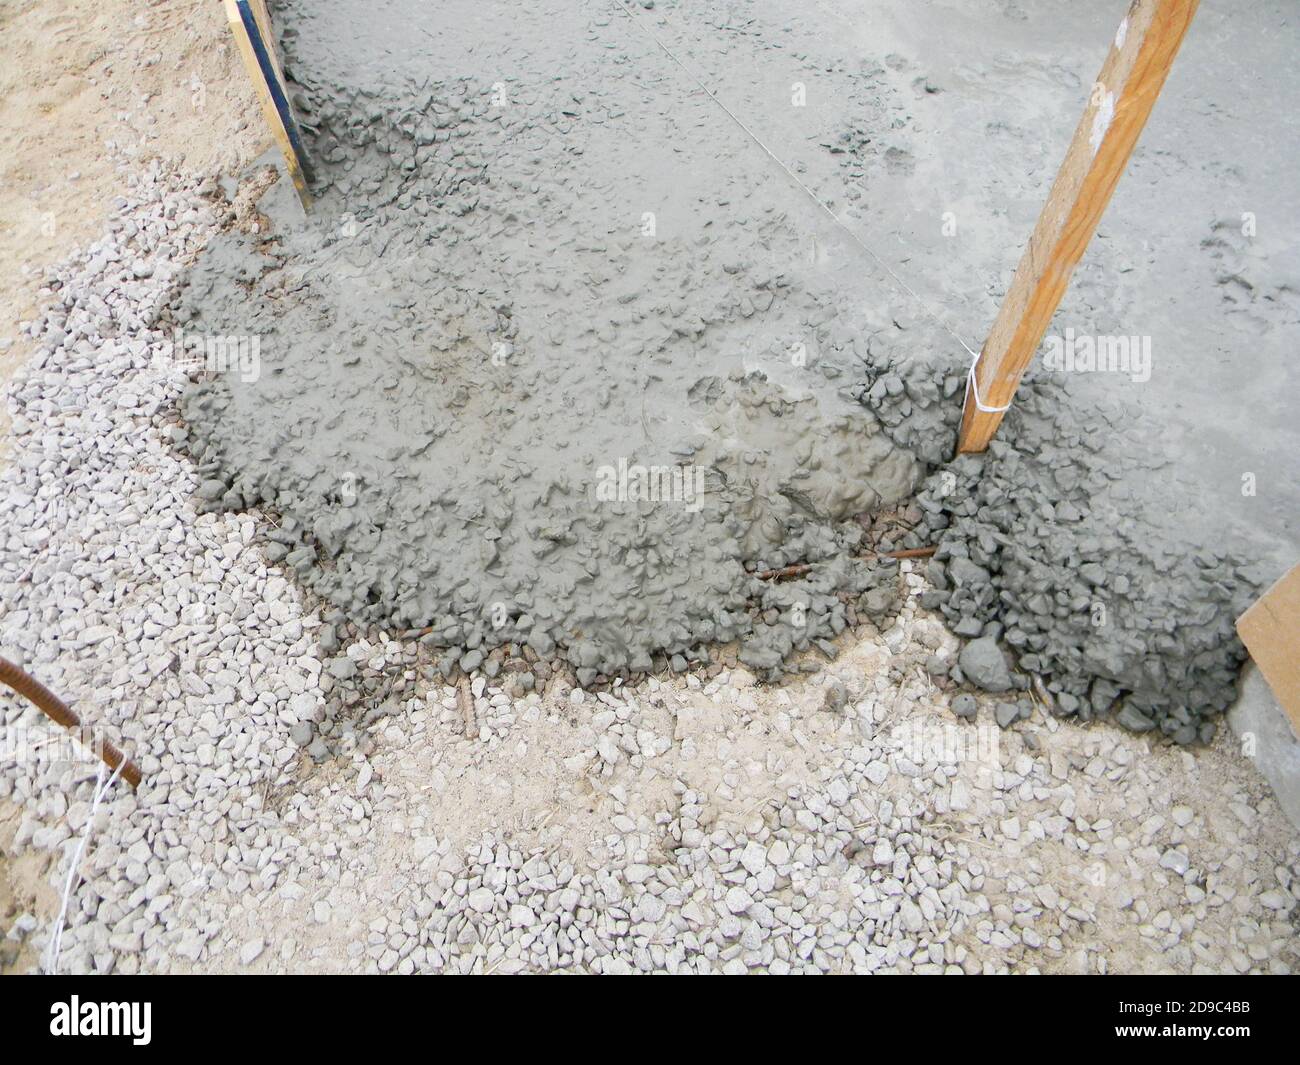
[{"left": 0, "top": 655, "right": 142, "bottom": 789}]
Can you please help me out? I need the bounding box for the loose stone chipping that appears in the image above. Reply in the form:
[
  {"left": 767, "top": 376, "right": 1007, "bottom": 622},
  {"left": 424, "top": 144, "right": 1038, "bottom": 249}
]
[{"left": 1, "top": 163, "right": 319, "bottom": 972}]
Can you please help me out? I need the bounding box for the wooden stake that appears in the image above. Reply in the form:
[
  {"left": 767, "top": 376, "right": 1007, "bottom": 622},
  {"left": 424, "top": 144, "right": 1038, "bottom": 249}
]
[
  {"left": 224, "top": 0, "right": 314, "bottom": 209},
  {"left": 957, "top": 0, "right": 1199, "bottom": 453}
]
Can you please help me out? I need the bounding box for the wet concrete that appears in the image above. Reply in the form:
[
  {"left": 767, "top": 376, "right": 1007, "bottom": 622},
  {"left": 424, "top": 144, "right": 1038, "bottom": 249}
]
[
  {"left": 174, "top": 0, "right": 1297, "bottom": 735},
  {"left": 178, "top": 0, "right": 924, "bottom": 682}
]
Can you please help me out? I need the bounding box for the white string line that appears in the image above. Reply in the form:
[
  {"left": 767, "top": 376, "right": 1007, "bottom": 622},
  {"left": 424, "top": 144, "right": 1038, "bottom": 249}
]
[
  {"left": 46, "top": 758, "right": 125, "bottom": 974},
  {"left": 609, "top": 0, "right": 1012, "bottom": 414}
]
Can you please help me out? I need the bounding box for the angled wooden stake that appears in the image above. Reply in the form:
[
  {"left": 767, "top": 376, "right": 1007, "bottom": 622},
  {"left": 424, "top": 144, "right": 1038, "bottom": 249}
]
[
  {"left": 224, "top": 0, "right": 314, "bottom": 210},
  {"left": 957, "top": 0, "right": 1199, "bottom": 453}
]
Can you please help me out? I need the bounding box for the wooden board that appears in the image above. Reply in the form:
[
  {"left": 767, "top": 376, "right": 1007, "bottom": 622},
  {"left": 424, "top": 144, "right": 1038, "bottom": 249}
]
[
  {"left": 223, "top": 0, "right": 313, "bottom": 209},
  {"left": 1237, "top": 562, "right": 1300, "bottom": 740},
  {"left": 957, "top": 0, "right": 1199, "bottom": 453}
]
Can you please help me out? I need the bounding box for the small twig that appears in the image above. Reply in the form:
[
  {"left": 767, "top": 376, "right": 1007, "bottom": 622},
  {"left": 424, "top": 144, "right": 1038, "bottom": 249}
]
[
  {"left": 858, "top": 546, "right": 938, "bottom": 561},
  {"left": 754, "top": 563, "right": 812, "bottom": 581},
  {"left": 0, "top": 655, "right": 142, "bottom": 789},
  {"left": 1030, "top": 674, "right": 1055, "bottom": 713},
  {"left": 457, "top": 676, "right": 476, "bottom": 738},
  {"left": 882, "top": 546, "right": 937, "bottom": 560},
  {"left": 857, "top": 545, "right": 938, "bottom": 562},
  {"left": 757, "top": 546, "right": 937, "bottom": 582}
]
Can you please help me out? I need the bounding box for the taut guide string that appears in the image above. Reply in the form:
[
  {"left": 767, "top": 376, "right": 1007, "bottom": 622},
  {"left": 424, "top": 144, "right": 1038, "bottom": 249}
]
[{"left": 610, "top": 0, "right": 1011, "bottom": 413}]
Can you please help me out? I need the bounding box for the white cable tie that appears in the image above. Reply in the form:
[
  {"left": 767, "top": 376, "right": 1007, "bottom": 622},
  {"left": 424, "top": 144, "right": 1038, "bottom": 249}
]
[{"left": 965, "top": 344, "right": 1013, "bottom": 414}]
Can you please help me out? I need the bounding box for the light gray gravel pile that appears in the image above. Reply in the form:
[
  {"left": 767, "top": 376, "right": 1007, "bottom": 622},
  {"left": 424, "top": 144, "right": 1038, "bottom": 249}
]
[
  {"left": 107, "top": 573, "right": 1300, "bottom": 975},
  {"left": 1, "top": 163, "right": 317, "bottom": 972}
]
